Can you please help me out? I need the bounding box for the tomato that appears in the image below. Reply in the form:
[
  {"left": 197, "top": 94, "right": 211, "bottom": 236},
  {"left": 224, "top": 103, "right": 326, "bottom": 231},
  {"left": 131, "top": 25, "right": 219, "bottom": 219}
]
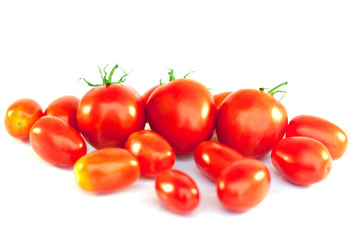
[
  {"left": 217, "top": 159, "right": 270, "bottom": 212},
  {"left": 286, "top": 115, "right": 348, "bottom": 160},
  {"left": 146, "top": 79, "right": 217, "bottom": 154},
  {"left": 193, "top": 141, "right": 244, "bottom": 181},
  {"left": 216, "top": 85, "right": 288, "bottom": 158},
  {"left": 44, "top": 95, "right": 79, "bottom": 131},
  {"left": 155, "top": 169, "right": 200, "bottom": 214},
  {"left": 4, "top": 98, "right": 43, "bottom": 140},
  {"left": 77, "top": 65, "right": 146, "bottom": 149},
  {"left": 271, "top": 137, "right": 332, "bottom": 186},
  {"left": 125, "top": 130, "right": 175, "bottom": 177},
  {"left": 30, "top": 116, "right": 87, "bottom": 167},
  {"left": 74, "top": 148, "right": 140, "bottom": 193},
  {"left": 214, "top": 91, "right": 232, "bottom": 113},
  {"left": 142, "top": 84, "right": 161, "bottom": 104}
]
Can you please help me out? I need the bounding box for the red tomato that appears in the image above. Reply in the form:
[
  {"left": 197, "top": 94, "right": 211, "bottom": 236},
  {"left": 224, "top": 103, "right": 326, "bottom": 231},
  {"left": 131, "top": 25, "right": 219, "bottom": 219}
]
[
  {"left": 193, "top": 141, "right": 244, "bottom": 181},
  {"left": 77, "top": 84, "right": 146, "bottom": 149},
  {"left": 146, "top": 79, "right": 217, "bottom": 154},
  {"left": 30, "top": 116, "right": 87, "bottom": 167},
  {"left": 217, "top": 159, "right": 270, "bottom": 212},
  {"left": 271, "top": 137, "right": 332, "bottom": 186},
  {"left": 44, "top": 95, "right": 79, "bottom": 131},
  {"left": 286, "top": 115, "right": 348, "bottom": 160},
  {"left": 4, "top": 98, "right": 43, "bottom": 140},
  {"left": 125, "top": 130, "right": 175, "bottom": 177},
  {"left": 74, "top": 148, "right": 140, "bottom": 193},
  {"left": 155, "top": 169, "right": 200, "bottom": 214},
  {"left": 214, "top": 91, "right": 232, "bottom": 113},
  {"left": 142, "top": 84, "right": 161, "bottom": 104},
  {"left": 216, "top": 88, "right": 288, "bottom": 158}
]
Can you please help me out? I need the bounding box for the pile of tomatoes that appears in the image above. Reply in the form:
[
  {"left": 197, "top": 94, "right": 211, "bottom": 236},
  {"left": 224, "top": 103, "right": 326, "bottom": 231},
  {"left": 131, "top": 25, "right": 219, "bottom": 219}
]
[{"left": 4, "top": 65, "right": 348, "bottom": 214}]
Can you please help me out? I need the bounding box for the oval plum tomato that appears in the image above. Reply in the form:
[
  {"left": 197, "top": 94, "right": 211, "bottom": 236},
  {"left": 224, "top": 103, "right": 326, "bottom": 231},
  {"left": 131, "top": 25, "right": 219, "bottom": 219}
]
[
  {"left": 286, "top": 115, "right": 348, "bottom": 160},
  {"left": 193, "top": 141, "right": 244, "bottom": 181},
  {"left": 30, "top": 116, "right": 87, "bottom": 167},
  {"left": 217, "top": 159, "right": 270, "bottom": 212},
  {"left": 146, "top": 79, "right": 217, "bottom": 154},
  {"left": 125, "top": 130, "right": 175, "bottom": 177},
  {"left": 44, "top": 95, "right": 79, "bottom": 131},
  {"left": 155, "top": 169, "right": 200, "bottom": 214},
  {"left": 74, "top": 148, "right": 140, "bottom": 193},
  {"left": 214, "top": 91, "right": 232, "bottom": 113},
  {"left": 271, "top": 137, "right": 332, "bottom": 186},
  {"left": 4, "top": 98, "right": 43, "bottom": 140},
  {"left": 216, "top": 83, "right": 288, "bottom": 158},
  {"left": 77, "top": 65, "right": 146, "bottom": 149}
]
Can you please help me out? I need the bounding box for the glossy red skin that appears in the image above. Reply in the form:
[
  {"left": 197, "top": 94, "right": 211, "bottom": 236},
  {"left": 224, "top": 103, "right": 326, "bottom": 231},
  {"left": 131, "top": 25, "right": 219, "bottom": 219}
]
[
  {"left": 193, "top": 141, "right": 244, "bottom": 181},
  {"left": 4, "top": 98, "right": 43, "bottom": 140},
  {"left": 146, "top": 79, "right": 217, "bottom": 154},
  {"left": 44, "top": 95, "right": 79, "bottom": 131},
  {"left": 77, "top": 84, "right": 146, "bottom": 149},
  {"left": 125, "top": 130, "right": 175, "bottom": 177},
  {"left": 271, "top": 137, "right": 332, "bottom": 186},
  {"left": 214, "top": 91, "right": 232, "bottom": 113},
  {"left": 142, "top": 84, "right": 161, "bottom": 104},
  {"left": 74, "top": 148, "right": 140, "bottom": 193},
  {"left": 155, "top": 169, "right": 200, "bottom": 214},
  {"left": 217, "top": 159, "right": 270, "bottom": 212},
  {"left": 30, "top": 116, "right": 87, "bottom": 167},
  {"left": 216, "top": 89, "right": 288, "bottom": 158},
  {"left": 286, "top": 115, "right": 348, "bottom": 160}
]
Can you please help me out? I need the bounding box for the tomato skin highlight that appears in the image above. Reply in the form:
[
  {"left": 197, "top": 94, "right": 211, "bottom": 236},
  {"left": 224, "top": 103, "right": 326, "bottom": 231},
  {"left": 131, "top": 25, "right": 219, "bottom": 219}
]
[
  {"left": 155, "top": 169, "right": 200, "bottom": 214},
  {"left": 77, "top": 84, "right": 146, "bottom": 149},
  {"left": 30, "top": 116, "right": 87, "bottom": 167},
  {"left": 146, "top": 79, "right": 217, "bottom": 155},
  {"left": 286, "top": 115, "right": 348, "bottom": 160},
  {"left": 217, "top": 159, "right": 270, "bottom": 212},
  {"left": 271, "top": 137, "right": 332, "bottom": 186},
  {"left": 214, "top": 91, "right": 232, "bottom": 113},
  {"left": 4, "top": 98, "right": 43, "bottom": 140},
  {"left": 216, "top": 89, "right": 288, "bottom": 158},
  {"left": 193, "top": 141, "right": 244, "bottom": 181},
  {"left": 74, "top": 148, "right": 140, "bottom": 193},
  {"left": 44, "top": 95, "right": 79, "bottom": 131},
  {"left": 125, "top": 130, "right": 175, "bottom": 177}
]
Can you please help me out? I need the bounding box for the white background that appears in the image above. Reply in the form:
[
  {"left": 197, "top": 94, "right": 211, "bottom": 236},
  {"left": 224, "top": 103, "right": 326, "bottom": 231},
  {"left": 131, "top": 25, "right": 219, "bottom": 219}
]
[{"left": 1, "top": 1, "right": 360, "bottom": 239}]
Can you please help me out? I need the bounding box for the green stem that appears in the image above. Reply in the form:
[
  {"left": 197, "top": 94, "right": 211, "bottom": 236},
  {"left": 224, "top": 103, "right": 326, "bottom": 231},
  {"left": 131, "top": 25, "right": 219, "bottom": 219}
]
[
  {"left": 80, "top": 64, "right": 129, "bottom": 87},
  {"left": 267, "top": 81, "right": 288, "bottom": 96}
]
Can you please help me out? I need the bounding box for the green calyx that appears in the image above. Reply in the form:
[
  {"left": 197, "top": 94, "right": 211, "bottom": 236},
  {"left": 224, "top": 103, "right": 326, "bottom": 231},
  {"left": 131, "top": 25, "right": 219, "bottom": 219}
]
[
  {"left": 260, "top": 81, "right": 288, "bottom": 100},
  {"left": 79, "top": 64, "right": 130, "bottom": 87},
  {"left": 159, "top": 69, "right": 197, "bottom": 85}
]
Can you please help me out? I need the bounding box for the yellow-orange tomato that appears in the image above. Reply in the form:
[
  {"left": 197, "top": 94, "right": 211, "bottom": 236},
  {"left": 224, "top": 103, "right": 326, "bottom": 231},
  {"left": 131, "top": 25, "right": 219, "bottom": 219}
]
[
  {"left": 4, "top": 98, "right": 43, "bottom": 140},
  {"left": 74, "top": 148, "right": 140, "bottom": 193}
]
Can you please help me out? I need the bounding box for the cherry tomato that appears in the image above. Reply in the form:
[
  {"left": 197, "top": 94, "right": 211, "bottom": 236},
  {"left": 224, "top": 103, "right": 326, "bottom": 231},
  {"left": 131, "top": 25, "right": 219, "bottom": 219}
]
[
  {"left": 214, "top": 91, "right": 232, "bottom": 113},
  {"left": 74, "top": 148, "right": 140, "bottom": 193},
  {"left": 271, "top": 137, "right": 332, "bottom": 186},
  {"left": 193, "top": 141, "right": 244, "bottom": 181},
  {"left": 44, "top": 95, "right": 79, "bottom": 131},
  {"left": 125, "top": 130, "right": 175, "bottom": 177},
  {"left": 217, "top": 159, "right": 270, "bottom": 212},
  {"left": 4, "top": 98, "right": 43, "bottom": 140},
  {"left": 146, "top": 79, "right": 217, "bottom": 154},
  {"left": 30, "top": 116, "right": 87, "bottom": 167},
  {"left": 286, "top": 115, "right": 348, "bottom": 160},
  {"left": 155, "top": 169, "right": 200, "bottom": 214},
  {"left": 216, "top": 87, "right": 288, "bottom": 158}
]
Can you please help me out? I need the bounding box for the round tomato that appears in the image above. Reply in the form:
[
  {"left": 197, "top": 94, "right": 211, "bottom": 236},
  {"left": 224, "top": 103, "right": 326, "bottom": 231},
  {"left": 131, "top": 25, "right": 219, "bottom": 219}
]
[
  {"left": 74, "top": 148, "right": 140, "bottom": 193},
  {"left": 214, "top": 91, "right": 232, "bottom": 113},
  {"left": 155, "top": 169, "right": 200, "bottom": 214},
  {"left": 125, "top": 130, "right": 175, "bottom": 177},
  {"left": 4, "top": 98, "right": 43, "bottom": 140},
  {"left": 216, "top": 86, "right": 288, "bottom": 158},
  {"left": 217, "top": 159, "right": 270, "bottom": 212},
  {"left": 44, "top": 95, "right": 79, "bottom": 131},
  {"left": 142, "top": 84, "right": 161, "bottom": 104},
  {"left": 193, "top": 141, "right": 244, "bottom": 181},
  {"left": 77, "top": 65, "right": 146, "bottom": 149},
  {"left": 286, "top": 115, "right": 348, "bottom": 160},
  {"left": 271, "top": 137, "right": 332, "bottom": 186},
  {"left": 146, "top": 79, "right": 217, "bottom": 154},
  {"left": 30, "top": 116, "right": 87, "bottom": 167}
]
